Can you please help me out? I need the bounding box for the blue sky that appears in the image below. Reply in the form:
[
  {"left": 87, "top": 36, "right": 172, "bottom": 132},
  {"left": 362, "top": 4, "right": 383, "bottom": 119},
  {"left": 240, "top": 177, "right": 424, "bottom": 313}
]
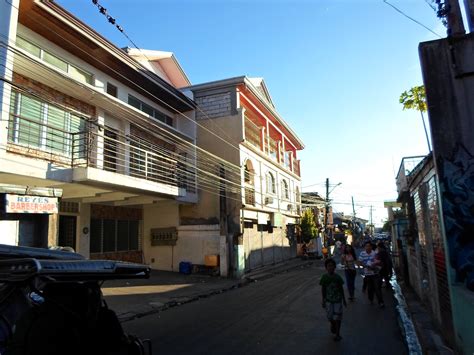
[{"left": 58, "top": 0, "right": 445, "bottom": 225}]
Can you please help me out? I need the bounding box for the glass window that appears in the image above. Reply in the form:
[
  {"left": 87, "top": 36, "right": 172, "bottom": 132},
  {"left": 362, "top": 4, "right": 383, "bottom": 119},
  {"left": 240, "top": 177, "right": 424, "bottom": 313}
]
[
  {"left": 267, "top": 172, "right": 276, "bottom": 194},
  {"left": 129, "top": 220, "right": 139, "bottom": 250},
  {"left": 46, "top": 105, "right": 67, "bottom": 153},
  {"left": 107, "top": 83, "right": 118, "bottom": 97},
  {"left": 103, "top": 219, "right": 116, "bottom": 252},
  {"left": 16, "top": 37, "right": 41, "bottom": 57},
  {"left": 43, "top": 51, "right": 68, "bottom": 72},
  {"left": 282, "top": 180, "right": 289, "bottom": 199},
  {"left": 117, "top": 220, "right": 129, "bottom": 251},
  {"left": 69, "top": 65, "right": 93, "bottom": 84},
  {"left": 141, "top": 103, "right": 154, "bottom": 117},
  {"left": 90, "top": 219, "right": 102, "bottom": 253},
  {"left": 18, "top": 94, "right": 43, "bottom": 148},
  {"left": 128, "top": 95, "right": 141, "bottom": 109}
]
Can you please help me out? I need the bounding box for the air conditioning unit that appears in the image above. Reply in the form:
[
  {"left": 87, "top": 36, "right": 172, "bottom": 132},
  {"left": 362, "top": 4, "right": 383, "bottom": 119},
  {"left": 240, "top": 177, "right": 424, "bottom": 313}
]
[
  {"left": 287, "top": 204, "right": 293, "bottom": 212},
  {"left": 265, "top": 196, "right": 274, "bottom": 205}
]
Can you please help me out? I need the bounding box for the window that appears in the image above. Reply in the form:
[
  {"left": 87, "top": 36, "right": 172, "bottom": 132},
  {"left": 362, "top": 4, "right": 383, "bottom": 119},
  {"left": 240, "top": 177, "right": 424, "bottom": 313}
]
[
  {"left": 244, "top": 160, "right": 254, "bottom": 185},
  {"left": 8, "top": 91, "right": 85, "bottom": 156},
  {"left": 128, "top": 94, "right": 173, "bottom": 126},
  {"left": 90, "top": 218, "right": 140, "bottom": 253},
  {"left": 266, "top": 172, "right": 276, "bottom": 194},
  {"left": 16, "top": 36, "right": 93, "bottom": 84},
  {"left": 104, "top": 127, "right": 119, "bottom": 172},
  {"left": 16, "top": 36, "right": 41, "bottom": 57},
  {"left": 282, "top": 180, "right": 289, "bottom": 199},
  {"left": 43, "top": 51, "right": 68, "bottom": 72},
  {"left": 107, "top": 83, "right": 118, "bottom": 97}
]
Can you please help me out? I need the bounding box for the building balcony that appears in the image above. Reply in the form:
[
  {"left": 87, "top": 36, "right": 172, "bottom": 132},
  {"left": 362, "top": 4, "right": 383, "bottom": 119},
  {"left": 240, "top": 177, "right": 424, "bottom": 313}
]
[
  {"left": 243, "top": 117, "right": 300, "bottom": 177},
  {"left": 6, "top": 114, "right": 196, "bottom": 199}
]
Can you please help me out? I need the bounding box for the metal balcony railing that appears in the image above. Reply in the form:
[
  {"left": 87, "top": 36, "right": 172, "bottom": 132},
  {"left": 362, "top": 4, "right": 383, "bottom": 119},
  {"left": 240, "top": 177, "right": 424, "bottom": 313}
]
[
  {"left": 7, "top": 115, "right": 196, "bottom": 194},
  {"left": 244, "top": 117, "right": 262, "bottom": 149}
]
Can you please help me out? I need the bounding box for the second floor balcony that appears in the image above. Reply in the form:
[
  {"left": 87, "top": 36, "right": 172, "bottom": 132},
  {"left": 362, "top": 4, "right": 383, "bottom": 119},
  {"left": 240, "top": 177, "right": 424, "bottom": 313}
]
[
  {"left": 244, "top": 116, "right": 300, "bottom": 177},
  {"left": 6, "top": 108, "right": 197, "bottom": 199}
]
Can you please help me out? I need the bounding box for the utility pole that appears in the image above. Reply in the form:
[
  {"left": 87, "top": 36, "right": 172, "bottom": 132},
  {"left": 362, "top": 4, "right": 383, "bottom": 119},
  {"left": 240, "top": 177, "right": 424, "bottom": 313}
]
[
  {"left": 464, "top": 0, "right": 474, "bottom": 32},
  {"left": 370, "top": 205, "right": 373, "bottom": 235},
  {"left": 446, "top": 0, "right": 465, "bottom": 36},
  {"left": 324, "top": 178, "right": 329, "bottom": 247},
  {"left": 351, "top": 196, "right": 356, "bottom": 218}
]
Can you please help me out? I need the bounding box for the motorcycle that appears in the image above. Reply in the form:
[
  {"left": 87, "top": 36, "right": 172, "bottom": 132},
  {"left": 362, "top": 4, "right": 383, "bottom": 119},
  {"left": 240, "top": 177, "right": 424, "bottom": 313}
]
[{"left": 0, "top": 244, "right": 152, "bottom": 355}]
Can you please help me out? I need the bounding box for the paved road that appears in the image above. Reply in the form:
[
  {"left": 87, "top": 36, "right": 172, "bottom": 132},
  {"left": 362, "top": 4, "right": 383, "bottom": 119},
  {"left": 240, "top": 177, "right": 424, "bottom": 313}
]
[{"left": 124, "top": 262, "right": 407, "bottom": 355}]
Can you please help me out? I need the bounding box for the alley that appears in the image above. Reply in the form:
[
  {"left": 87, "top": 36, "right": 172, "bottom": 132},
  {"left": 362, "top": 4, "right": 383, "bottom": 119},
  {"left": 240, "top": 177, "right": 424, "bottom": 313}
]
[{"left": 123, "top": 262, "right": 406, "bottom": 355}]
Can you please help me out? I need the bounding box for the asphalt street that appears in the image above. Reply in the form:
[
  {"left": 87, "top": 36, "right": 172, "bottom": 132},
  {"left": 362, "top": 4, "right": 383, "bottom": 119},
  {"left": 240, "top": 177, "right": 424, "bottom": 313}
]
[{"left": 123, "top": 262, "right": 407, "bottom": 355}]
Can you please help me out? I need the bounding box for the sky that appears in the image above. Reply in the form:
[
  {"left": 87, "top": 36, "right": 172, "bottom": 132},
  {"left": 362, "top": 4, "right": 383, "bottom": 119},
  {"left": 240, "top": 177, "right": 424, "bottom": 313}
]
[{"left": 58, "top": 0, "right": 448, "bottom": 226}]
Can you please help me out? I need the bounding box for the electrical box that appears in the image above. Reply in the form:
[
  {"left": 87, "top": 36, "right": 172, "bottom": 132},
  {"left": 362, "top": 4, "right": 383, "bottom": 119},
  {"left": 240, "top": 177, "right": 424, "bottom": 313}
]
[{"left": 151, "top": 227, "right": 177, "bottom": 246}]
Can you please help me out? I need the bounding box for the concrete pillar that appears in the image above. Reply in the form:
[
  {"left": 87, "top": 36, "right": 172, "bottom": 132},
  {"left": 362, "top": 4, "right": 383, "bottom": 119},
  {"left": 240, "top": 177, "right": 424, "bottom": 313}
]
[
  {"left": 77, "top": 203, "right": 91, "bottom": 258},
  {"left": 219, "top": 235, "right": 228, "bottom": 277},
  {"left": 47, "top": 213, "right": 59, "bottom": 247},
  {"left": 0, "top": 0, "right": 19, "bottom": 157}
]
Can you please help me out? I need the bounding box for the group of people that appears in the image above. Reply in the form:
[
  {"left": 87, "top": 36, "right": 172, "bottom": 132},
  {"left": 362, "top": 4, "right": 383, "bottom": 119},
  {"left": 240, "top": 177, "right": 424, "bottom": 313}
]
[{"left": 319, "top": 240, "right": 393, "bottom": 341}]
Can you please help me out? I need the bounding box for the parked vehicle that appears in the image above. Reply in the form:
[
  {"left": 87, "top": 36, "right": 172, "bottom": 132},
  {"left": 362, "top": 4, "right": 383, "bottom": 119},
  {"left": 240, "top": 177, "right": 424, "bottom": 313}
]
[{"left": 0, "top": 244, "right": 152, "bottom": 355}]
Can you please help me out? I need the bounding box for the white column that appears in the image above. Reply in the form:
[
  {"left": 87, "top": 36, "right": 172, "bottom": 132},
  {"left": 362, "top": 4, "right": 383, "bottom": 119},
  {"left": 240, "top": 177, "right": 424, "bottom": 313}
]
[{"left": 0, "top": 0, "right": 19, "bottom": 156}]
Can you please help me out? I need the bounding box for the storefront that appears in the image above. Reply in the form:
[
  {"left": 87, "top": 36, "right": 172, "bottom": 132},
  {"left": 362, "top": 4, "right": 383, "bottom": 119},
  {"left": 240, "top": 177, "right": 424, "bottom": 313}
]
[{"left": 0, "top": 185, "right": 62, "bottom": 248}]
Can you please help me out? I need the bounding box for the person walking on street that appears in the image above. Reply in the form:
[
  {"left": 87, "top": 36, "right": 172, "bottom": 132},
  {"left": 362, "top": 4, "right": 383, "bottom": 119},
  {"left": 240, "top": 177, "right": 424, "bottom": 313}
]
[
  {"left": 377, "top": 242, "right": 393, "bottom": 288},
  {"left": 358, "top": 241, "right": 384, "bottom": 308},
  {"left": 341, "top": 244, "right": 357, "bottom": 301},
  {"left": 320, "top": 258, "right": 347, "bottom": 341}
]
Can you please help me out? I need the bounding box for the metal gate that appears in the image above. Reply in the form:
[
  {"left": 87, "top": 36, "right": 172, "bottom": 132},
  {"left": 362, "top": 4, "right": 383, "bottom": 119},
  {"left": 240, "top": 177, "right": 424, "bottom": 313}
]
[{"left": 243, "top": 222, "right": 295, "bottom": 272}]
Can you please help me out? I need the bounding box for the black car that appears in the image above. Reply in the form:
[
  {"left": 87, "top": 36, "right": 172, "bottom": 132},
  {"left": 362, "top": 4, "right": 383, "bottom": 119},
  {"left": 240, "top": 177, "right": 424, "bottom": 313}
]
[{"left": 0, "top": 244, "right": 152, "bottom": 355}]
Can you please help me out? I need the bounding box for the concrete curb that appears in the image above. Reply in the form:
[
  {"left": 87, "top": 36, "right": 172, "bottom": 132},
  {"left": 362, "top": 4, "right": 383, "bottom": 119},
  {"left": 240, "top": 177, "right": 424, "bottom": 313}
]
[{"left": 390, "top": 275, "right": 423, "bottom": 355}]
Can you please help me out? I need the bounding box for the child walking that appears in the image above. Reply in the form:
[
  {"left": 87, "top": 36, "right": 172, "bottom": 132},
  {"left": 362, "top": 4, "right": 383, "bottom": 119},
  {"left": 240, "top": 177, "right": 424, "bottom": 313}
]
[{"left": 320, "top": 258, "right": 347, "bottom": 341}]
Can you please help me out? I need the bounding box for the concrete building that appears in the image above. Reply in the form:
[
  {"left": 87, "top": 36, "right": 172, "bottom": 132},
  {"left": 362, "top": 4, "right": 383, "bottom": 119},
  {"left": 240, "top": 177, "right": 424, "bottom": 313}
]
[
  {"left": 0, "top": 0, "right": 207, "bottom": 269},
  {"left": 393, "top": 155, "right": 456, "bottom": 349},
  {"left": 182, "top": 77, "right": 304, "bottom": 276}
]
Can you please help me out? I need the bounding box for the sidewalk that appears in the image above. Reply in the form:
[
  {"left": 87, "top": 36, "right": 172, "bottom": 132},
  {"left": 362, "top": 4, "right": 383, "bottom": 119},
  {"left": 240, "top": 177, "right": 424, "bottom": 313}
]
[{"left": 103, "top": 258, "right": 312, "bottom": 322}]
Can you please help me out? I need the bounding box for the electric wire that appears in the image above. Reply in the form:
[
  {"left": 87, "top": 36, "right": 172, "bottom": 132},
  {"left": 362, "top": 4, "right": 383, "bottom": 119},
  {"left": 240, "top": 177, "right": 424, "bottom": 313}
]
[
  {"left": 382, "top": 0, "right": 443, "bottom": 38},
  {"left": 0, "top": 3, "right": 302, "bottom": 206}
]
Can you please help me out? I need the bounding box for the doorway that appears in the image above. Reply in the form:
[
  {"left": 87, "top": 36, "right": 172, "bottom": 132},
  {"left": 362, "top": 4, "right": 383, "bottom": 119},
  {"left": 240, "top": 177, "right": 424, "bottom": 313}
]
[{"left": 59, "top": 215, "right": 77, "bottom": 250}]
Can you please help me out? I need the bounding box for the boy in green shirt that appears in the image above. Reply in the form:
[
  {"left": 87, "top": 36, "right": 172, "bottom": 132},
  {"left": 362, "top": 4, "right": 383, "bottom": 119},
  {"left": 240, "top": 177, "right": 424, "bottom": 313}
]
[{"left": 320, "top": 258, "right": 347, "bottom": 341}]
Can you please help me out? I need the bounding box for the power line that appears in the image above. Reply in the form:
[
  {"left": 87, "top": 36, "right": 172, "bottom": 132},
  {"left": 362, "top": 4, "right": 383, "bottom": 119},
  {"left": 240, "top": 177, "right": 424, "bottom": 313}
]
[
  {"left": 0, "top": 2, "right": 303, "bottom": 206},
  {"left": 382, "top": 0, "right": 443, "bottom": 38}
]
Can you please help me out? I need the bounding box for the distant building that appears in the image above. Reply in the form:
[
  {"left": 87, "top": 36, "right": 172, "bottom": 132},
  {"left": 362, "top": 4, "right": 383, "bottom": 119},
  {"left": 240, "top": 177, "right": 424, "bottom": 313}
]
[{"left": 183, "top": 76, "right": 304, "bottom": 275}]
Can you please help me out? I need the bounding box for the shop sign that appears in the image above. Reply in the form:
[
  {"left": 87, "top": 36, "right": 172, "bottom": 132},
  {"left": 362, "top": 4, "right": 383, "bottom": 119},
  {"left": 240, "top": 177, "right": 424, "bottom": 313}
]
[{"left": 5, "top": 194, "right": 58, "bottom": 214}]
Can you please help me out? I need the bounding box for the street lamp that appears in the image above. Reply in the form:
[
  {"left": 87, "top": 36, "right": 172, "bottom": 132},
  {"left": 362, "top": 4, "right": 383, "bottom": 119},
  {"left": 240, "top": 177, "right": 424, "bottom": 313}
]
[{"left": 323, "top": 180, "right": 342, "bottom": 247}]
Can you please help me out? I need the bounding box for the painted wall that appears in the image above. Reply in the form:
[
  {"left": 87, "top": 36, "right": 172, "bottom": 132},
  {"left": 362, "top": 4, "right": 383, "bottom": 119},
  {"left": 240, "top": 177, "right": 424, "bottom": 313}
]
[
  {"left": 143, "top": 201, "right": 179, "bottom": 270},
  {"left": 420, "top": 35, "right": 474, "bottom": 354}
]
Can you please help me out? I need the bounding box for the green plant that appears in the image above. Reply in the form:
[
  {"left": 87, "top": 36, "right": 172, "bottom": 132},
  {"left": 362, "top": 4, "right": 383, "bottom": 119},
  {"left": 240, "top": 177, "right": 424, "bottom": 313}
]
[
  {"left": 399, "top": 85, "right": 431, "bottom": 152},
  {"left": 300, "top": 209, "right": 317, "bottom": 243}
]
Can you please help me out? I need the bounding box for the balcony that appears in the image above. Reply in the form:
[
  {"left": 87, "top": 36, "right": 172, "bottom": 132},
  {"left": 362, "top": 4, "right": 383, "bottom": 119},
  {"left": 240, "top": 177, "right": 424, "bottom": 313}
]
[
  {"left": 6, "top": 114, "right": 196, "bottom": 197},
  {"left": 244, "top": 117, "right": 262, "bottom": 149},
  {"left": 244, "top": 117, "right": 301, "bottom": 177}
]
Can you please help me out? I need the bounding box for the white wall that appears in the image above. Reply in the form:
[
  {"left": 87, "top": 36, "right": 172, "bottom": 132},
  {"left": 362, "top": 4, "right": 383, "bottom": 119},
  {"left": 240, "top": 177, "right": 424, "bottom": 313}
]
[{"left": 240, "top": 144, "right": 302, "bottom": 216}]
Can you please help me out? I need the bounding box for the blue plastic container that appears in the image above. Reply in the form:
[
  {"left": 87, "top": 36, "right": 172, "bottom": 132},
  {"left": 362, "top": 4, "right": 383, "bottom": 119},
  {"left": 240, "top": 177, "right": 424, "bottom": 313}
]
[{"left": 179, "top": 261, "right": 192, "bottom": 275}]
